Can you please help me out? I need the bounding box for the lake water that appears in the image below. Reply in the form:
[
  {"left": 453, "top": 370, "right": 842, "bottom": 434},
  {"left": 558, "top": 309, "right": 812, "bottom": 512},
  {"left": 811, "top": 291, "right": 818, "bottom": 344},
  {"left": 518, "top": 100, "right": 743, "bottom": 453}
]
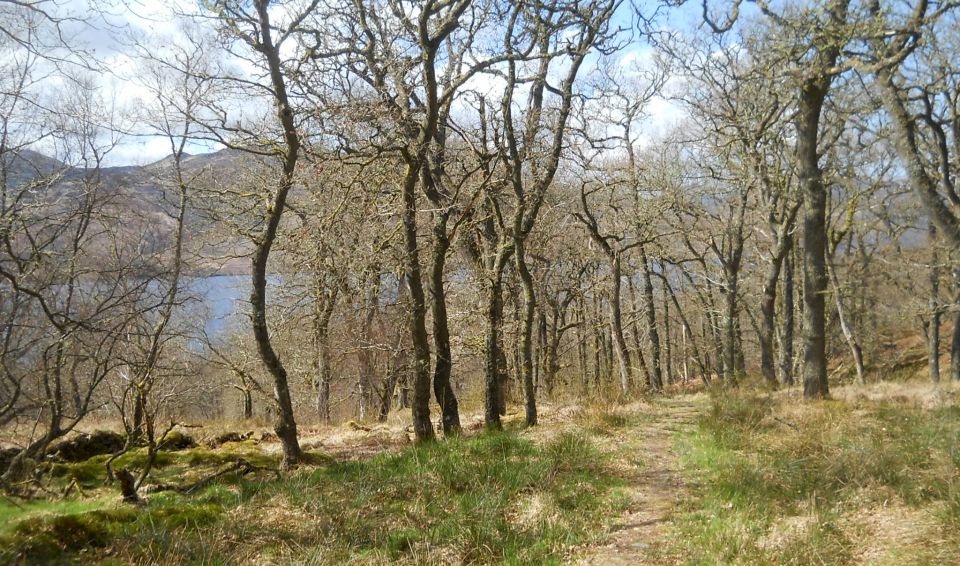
[{"left": 184, "top": 274, "right": 250, "bottom": 341}]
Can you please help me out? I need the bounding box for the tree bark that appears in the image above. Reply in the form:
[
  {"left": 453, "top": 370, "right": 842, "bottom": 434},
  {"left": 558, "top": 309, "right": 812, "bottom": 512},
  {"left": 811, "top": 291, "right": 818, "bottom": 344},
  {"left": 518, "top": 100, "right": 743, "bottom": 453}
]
[
  {"left": 250, "top": 0, "right": 303, "bottom": 466},
  {"left": 779, "top": 236, "right": 796, "bottom": 386},
  {"left": 760, "top": 236, "right": 792, "bottom": 387},
  {"left": 662, "top": 278, "right": 672, "bottom": 385},
  {"left": 399, "top": 167, "right": 435, "bottom": 442},
  {"left": 929, "top": 227, "right": 941, "bottom": 383},
  {"left": 797, "top": 79, "right": 832, "bottom": 400},
  {"left": 722, "top": 271, "right": 740, "bottom": 382},
  {"left": 429, "top": 211, "right": 461, "bottom": 435},
  {"left": 951, "top": 269, "right": 960, "bottom": 382},
  {"left": 826, "top": 256, "right": 865, "bottom": 383},
  {"left": 484, "top": 254, "right": 509, "bottom": 429},
  {"left": 313, "top": 286, "right": 337, "bottom": 423},
  {"left": 242, "top": 388, "right": 253, "bottom": 420},
  {"left": 639, "top": 246, "right": 663, "bottom": 391},
  {"left": 608, "top": 253, "right": 633, "bottom": 395},
  {"left": 515, "top": 241, "right": 538, "bottom": 426}
]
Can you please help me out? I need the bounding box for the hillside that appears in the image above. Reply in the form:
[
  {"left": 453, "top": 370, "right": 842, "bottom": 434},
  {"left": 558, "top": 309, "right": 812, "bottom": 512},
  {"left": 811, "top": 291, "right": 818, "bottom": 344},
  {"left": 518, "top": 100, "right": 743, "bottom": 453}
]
[{"left": 2, "top": 374, "right": 957, "bottom": 564}]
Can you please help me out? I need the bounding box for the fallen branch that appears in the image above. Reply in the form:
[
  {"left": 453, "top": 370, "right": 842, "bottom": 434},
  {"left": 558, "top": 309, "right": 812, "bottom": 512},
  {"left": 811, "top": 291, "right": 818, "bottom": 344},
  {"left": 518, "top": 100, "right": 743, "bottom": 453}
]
[{"left": 142, "top": 458, "right": 280, "bottom": 496}]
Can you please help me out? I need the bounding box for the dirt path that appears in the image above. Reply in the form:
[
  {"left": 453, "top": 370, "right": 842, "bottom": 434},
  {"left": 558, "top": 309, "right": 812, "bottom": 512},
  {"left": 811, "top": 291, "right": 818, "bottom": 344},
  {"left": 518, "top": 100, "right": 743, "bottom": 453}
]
[{"left": 574, "top": 396, "right": 704, "bottom": 565}]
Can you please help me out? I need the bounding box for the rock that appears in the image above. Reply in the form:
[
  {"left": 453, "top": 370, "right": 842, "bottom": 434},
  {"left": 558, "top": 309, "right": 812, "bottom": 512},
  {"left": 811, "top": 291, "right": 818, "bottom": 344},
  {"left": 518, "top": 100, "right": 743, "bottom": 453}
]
[
  {"left": 158, "top": 430, "right": 196, "bottom": 452},
  {"left": 50, "top": 431, "right": 125, "bottom": 462},
  {"left": 205, "top": 431, "right": 249, "bottom": 448}
]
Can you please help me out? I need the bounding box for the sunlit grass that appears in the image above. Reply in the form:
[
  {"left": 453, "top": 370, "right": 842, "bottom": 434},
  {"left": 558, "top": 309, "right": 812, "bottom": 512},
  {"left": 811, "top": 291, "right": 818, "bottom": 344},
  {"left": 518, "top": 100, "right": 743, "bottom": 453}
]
[
  {"left": 658, "top": 384, "right": 960, "bottom": 565},
  {"left": 1, "top": 427, "right": 625, "bottom": 564}
]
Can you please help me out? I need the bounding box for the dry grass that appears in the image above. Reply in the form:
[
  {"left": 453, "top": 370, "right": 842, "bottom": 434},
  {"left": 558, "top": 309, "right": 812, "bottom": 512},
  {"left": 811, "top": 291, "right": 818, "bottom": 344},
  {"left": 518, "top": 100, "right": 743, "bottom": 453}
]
[{"left": 659, "top": 377, "right": 960, "bottom": 565}]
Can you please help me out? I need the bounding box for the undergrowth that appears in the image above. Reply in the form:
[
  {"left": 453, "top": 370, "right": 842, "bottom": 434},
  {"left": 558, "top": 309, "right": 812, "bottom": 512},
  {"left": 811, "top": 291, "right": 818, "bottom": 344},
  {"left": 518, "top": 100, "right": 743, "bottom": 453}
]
[
  {"left": 1, "top": 429, "right": 623, "bottom": 564},
  {"left": 661, "top": 384, "right": 960, "bottom": 565}
]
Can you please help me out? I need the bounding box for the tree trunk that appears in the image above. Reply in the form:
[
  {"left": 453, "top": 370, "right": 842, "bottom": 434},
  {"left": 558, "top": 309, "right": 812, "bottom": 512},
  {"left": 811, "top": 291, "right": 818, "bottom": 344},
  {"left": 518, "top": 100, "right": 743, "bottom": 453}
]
[
  {"left": 242, "top": 388, "right": 253, "bottom": 420},
  {"left": 760, "top": 250, "right": 787, "bottom": 387},
  {"left": 826, "top": 256, "right": 865, "bottom": 384},
  {"left": 576, "top": 297, "right": 590, "bottom": 393},
  {"left": 609, "top": 253, "right": 633, "bottom": 395},
  {"left": 514, "top": 241, "right": 538, "bottom": 426},
  {"left": 484, "top": 256, "right": 509, "bottom": 429},
  {"left": 628, "top": 275, "right": 652, "bottom": 385},
  {"left": 797, "top": 79, "right": 831, "bottom": 399},
  {"left": 316, "top": 328, "right": 332, "bottom": 423},
  {"left": 314, "top": 287, "right": 337, "bottom": 424},
  {"left": 639, "top": 246, "right": 663, "bottom": 391},
  {"left": 429, "top": 213, "right": 461, "bottom": 435},
  {"left": 952, "top": 268, "right": 960, "bottom": 382},
  {"left": 929, "top": 228, "right": 941, "bottom": 383},
  {"left": 399, "top": 165, "right": 435, "bottom": 442},
  {"left": 249, "top": 0, "right": 303, "bottom": 467},
  {"left": 779, "top": 237, "right": 796, "bottom": 386},
  {"left": 722, "top": 271, "right": 739, "bottom": 382},
  {"left": 131, "top": 393, "right": 145, "bottom": 444},
  {"left": 662, "top": 279, "right": 673, "bottom": 384}
]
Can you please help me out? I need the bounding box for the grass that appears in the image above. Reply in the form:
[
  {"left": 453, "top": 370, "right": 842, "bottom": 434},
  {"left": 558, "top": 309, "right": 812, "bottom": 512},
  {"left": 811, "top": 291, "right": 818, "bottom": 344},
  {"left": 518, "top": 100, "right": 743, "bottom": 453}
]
[
  {"left": 658, "top": 382, "right": 960, "bottom": 565},
  {"left": 1, "top": 428, "right": 625, "bottom": 564},
  {"left": 14, "top": 382, "right": 952, "bottom": 564}
]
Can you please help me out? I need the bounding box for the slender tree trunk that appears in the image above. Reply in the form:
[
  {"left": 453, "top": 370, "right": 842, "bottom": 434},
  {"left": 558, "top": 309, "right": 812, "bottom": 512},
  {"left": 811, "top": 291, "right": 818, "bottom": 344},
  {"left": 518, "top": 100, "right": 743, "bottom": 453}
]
[
  {"left": 628, "top": 275, "right": 652, "bottom": 385},
  {"left": 735, "top": 315, "right": 746, "bottom": 375},
  {"left": 593, "top": 302, "right": 603, "bottom": 391},
  {"left": 640, "top": 246, "right": 663, "bottom": 391},
  {"left": 609, "top": 253, "right": 633, "bottom": 395},
  {"left": 399, "top": 165, "right": 435, "bottom": 442},
  {"left": 377, "top": 366, "right": 398, "bottom": 422},
  {"left": 249, "top": 0, "right": 303, "bottom": 467},
  {"left": 662, "top": 279, "right": 672, "bottom": 384},
  {"left": 316, "top": 331, "right": 331, "bottom": 423},
  {"left": 242, "top": 388, "right": 253, "bottom": 420},
  {"left": 514, "top": 241, "right": 538, "bottom": 426},
  {"left": 484, "top": 255, "right": 509, "bottom": 429},
  {"left": 429, "top": 213, "right": 461, "bottom": 435},
  {"left": 537, "top": 308, "right": 549, "bottom": 394},
  {"left": 929, "top": 227, "right": 941, "bottom": 383},
  {"left": 722, "top": 271, "right": 739, "bottom": 382},
  {"left": 952, "top": 268, "right": 960, "bottom": 382},
  {"left": 760, "top": 252, "right": 787, "bottom": 387},
  {"left": 826, "top": 256, "right": 865, "bottom": 384},
  {"left": 591, "top": 292, "right": 604, "bottom": 389},
  {"left": 131, "top": 394, "right": 145, "bottom": 444},
  {"left": 779, "top": 237, "right": 796, "bottom": 386},
  {"left": 577, "top": 297, "right": 590, "bottom": 393},
  {"left": 314, "top": 287, "right": 337, "bottom": 423}
]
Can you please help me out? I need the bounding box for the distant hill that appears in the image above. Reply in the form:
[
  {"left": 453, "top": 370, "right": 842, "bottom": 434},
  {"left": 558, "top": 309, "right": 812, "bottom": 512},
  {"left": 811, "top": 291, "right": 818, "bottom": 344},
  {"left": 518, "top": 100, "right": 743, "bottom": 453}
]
[{"left": 2, "top": 147, "right": 258, "bottom": 275}]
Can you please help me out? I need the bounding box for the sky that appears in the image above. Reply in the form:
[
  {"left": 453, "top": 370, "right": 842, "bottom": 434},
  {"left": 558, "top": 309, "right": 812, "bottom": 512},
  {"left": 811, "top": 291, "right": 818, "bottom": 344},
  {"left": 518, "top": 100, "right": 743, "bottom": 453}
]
[{"left": 13, "top": 0, "right": 692, "bottom": 167}]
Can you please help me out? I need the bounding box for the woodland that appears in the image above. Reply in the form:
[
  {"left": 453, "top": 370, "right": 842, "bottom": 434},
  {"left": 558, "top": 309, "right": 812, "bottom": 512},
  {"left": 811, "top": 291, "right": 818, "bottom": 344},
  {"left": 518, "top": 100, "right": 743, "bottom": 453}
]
[{"left": 2, "top": 0, "right": 960, "bottom": 563}]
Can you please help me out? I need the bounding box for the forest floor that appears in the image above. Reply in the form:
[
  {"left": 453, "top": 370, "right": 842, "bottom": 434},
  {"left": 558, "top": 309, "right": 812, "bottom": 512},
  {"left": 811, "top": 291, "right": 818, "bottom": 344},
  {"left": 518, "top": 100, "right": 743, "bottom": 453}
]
[{"left": 2, "top": 377, "right": 959, "bottom": 564}]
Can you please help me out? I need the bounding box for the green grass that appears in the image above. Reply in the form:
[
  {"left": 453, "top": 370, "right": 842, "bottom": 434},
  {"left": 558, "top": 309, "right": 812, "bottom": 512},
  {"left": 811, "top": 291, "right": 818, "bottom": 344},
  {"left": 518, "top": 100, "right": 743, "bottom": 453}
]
[
  {"left": 1, "top": 429, "right": 624, "bottom": 564},
  {"left": 658, "top": 386, "right": 960, "bottom": 565}
]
